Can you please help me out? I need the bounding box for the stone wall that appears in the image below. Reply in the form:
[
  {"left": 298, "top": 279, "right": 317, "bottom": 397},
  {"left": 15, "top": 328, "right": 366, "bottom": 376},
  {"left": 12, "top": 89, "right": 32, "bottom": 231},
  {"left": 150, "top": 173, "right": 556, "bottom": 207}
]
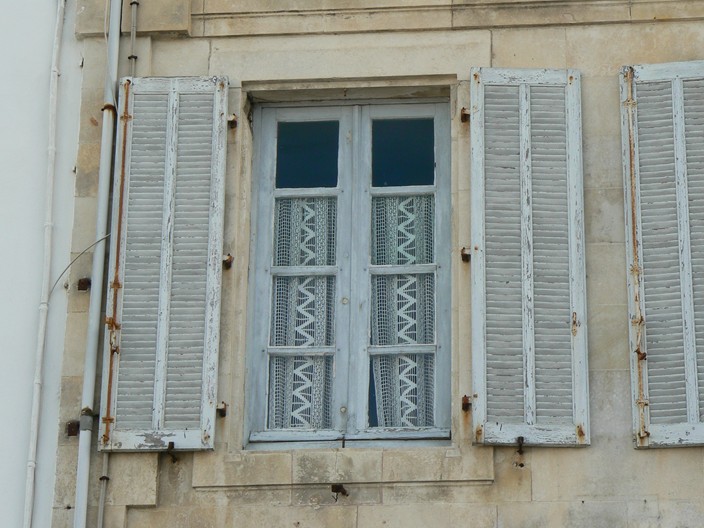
[{"left": 56, "top": 2, "right": 704, "bottom": 526}]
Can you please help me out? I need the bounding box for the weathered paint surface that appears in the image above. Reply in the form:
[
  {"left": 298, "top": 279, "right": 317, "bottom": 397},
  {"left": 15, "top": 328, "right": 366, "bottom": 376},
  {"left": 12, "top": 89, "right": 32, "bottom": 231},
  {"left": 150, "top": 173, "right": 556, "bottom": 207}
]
[{"left": 49, "top": 1, "right": 704, "bottom": 527}]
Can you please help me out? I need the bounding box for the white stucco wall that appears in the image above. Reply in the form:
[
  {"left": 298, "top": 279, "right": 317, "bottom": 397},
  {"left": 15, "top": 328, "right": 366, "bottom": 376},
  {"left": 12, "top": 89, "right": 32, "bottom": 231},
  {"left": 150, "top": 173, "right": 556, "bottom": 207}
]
[{"left": 0, "top": 1, "right": 81, "bottom": 525}]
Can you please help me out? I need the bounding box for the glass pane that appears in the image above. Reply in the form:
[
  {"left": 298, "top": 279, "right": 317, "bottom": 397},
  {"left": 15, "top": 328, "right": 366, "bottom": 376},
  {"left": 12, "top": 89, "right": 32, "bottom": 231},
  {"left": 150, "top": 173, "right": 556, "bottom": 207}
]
[
  {"left": 369, "top": 353, "right": 434, "bottom": 427},
  {"left": 370, "top": 274, "right": 435, "bottom": 345},
  {"left": 372, "top": 118, "right": 434, "bottom": 187},
  {"left": 274, "top": 198, "right": 336, "bottom": 266},
  {"left": 372, "top": 195, "right": 434, "bottom": 265},
  {"left": 276, "top": 121, "right": 339, "bottom": 188},
  {"left": 268, "top": 355, "right": 333, "bottom": 429},
  {"left": 270, "top": 276, "right": 335, "bottom": 347}
]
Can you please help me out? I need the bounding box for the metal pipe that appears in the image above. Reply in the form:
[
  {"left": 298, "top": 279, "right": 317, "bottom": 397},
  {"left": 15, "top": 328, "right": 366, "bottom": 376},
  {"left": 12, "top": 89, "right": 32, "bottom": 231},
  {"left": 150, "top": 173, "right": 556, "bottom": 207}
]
[
  {"left": 129, "top": 0, "right": 139, "bottom": 76},
  {"left": 23, "top": 1, "right": 66, "bottom": 526},
  {"left": 73, "top": 0, "right": 122, "bottom": 526},
  {"left": 96, "top": 453, "right": 110, "bottom": 528}
]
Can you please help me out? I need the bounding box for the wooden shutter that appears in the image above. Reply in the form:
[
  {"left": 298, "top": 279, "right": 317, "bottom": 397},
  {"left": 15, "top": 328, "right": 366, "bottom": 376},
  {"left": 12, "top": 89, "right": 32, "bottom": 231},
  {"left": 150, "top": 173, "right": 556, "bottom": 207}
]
[
  {"left": 100, "top": 77, "right": 227, "bottom": 451},
  {"left": 622, "top": 61, "right": 704, "bottom": 447},
  {"left": 471, "top": 68, "right": 589, "bottom": 446}
]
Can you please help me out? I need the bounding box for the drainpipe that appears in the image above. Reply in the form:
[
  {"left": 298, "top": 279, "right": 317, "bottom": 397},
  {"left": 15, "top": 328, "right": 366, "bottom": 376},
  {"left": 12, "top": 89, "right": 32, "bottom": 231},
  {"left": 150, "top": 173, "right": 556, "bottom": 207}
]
[
  {"left": 73, "top": 0, "right": 122, "bottom": 527},
  {"left": 22, "top": 1, "right": 66, "bottom": 526}
]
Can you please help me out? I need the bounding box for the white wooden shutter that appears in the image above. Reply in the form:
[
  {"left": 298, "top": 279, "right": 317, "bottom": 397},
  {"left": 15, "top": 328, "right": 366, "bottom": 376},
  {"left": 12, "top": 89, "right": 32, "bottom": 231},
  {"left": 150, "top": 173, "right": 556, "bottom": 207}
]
[
  {"left": 99, "top": 77, "right": 227, "bottom": 451},
  {"left": 622, "top": 61, "right": 704, "bottom": 447},
  {"left": 471, "top": 68, "right": 589, "bottom": 446}
]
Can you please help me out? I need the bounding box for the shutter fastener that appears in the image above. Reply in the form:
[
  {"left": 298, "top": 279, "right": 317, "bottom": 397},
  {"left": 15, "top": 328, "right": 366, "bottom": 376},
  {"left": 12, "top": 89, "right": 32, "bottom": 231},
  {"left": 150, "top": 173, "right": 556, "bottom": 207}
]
[
  {"left": 223, "top": 253, "right": 234, "bottom": 270},
  {"left": 216, "top": 401, "right": 228, "bottom": 417},
  {"left": 460, "top": 107, "right": 470, "bottom": 123},
  {"left": 460, "top": 247, "right": 471, "bottom": 263}
]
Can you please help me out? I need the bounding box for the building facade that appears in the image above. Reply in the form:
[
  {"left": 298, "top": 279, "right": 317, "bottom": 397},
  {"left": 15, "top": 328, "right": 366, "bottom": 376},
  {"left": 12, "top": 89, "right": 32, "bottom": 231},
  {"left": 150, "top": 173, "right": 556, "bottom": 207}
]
[{"left": 42, "top": 1, "right": 704, "bottom": 526}]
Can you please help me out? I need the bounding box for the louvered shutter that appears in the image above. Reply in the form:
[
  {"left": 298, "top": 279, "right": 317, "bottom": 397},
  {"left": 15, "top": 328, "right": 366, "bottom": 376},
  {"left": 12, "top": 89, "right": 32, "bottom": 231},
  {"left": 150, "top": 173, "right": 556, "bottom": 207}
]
[
  {"left": 622, "top": 61, "right": 704, "bottom": 447},
  {"left": 470, "top": 68, "right": 589, "bottom": 446},
  {"left": 100, "top": 77, "right": 227, "bottom": 451}
]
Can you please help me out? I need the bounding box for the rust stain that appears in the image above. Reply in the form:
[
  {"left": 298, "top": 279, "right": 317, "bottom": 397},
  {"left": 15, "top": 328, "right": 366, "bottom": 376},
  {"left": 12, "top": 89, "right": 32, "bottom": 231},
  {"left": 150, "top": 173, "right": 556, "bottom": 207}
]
[
  {"left": 90, "top": 116, "right": 99, "bottom": 127},
  {"left": 571, "top": 311, "right": 579, "bottom": 336},
  {"left": 576, "top": 424, "right": 586, "bottom": 443},
  {"left": 625, "top": 68, "right": 649, "bottom": 446},
  {"left": 475, "top": 425, "right": 483, "bottom": 443},
  {"left": 102, "top": 80, "right": 133, "bottom": 445}
]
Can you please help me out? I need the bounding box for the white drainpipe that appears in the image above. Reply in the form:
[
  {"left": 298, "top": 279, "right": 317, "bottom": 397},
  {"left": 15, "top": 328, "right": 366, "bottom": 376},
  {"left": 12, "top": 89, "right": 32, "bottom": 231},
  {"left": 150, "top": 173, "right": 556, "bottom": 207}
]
[
  {"left": 73, "top": 0, "right": 122, "bottom": 527},
  {"left": 22, "top": 1, "right": 66, "bottom": 526}
]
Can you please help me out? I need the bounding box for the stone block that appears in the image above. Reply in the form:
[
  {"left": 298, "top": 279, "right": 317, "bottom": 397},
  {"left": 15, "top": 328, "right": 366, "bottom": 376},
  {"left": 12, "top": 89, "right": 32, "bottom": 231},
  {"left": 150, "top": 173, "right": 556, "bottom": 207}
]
[
  {"left": 583, "top": 135, "right": 623, "bottom": 191},
  {"left": 382, "top": 445, "right": 492, "bottom": 483},
  {"left": 75, "top": 0, "right": 106, "bottom": 37},
  {"left": 228, "top": 504, "right": 358, "bottom": 528},
  {"left": 565, "top": 501, "right": 628, "bottom": 528},
  {"left": 491, "top": 28, "right": 567, "bottom": 69},
  {"left": 292, "top": 449, "right": 382, "bottom": 484},
  {"left": 566, "top": 23, "right": 704, "bottom": 78},
  {"left": 292, "top": 484, "right": 381, "bottom": 506},
  {"left": 358, "top": 503, "right": 496, "bottom": 528},
  {"left": 626, "top": 497, "right": 660, "bottom": 528},
  {"left": 75, "top": 142, "right": 101, "bottom": 198},
  {"left": 121, "top": 0, "right": 190, "bottom": 35},
  {"left": 102, "top": 505, "right": 127, "bottom": 528},
  {"left": 586, "top": 303, "right": 629, "bottom": 371},
  {"left": 580, "top": 75, "right": 621, "bottom": 142},
  {"left": 192, "top": 450, "right": 292, "bottom": 487},
  {"left": 151, "top": 40, "right": 211, "bottom": 77},
  {"left": 63, "top": 312, "right": 88, "bottom": 377},
  {"left": 106, "top": 453, "right": 158, "bottom": 506},
  {"left": 586, "top": 242, "right": 627, "bottom": 308},
  {"left": 584, "top": 187, "right": 625, "bottom": 244},
  {"left": 498, "top": 501, "right": 569, "bottom": 528},
  {"left": 71, "top": 197, "right": 97, "bottom": 254},
  {"left": 54, "top": 444, "right": 78, "bottom": 507},
  {"left": 209, "top": 30, "right": 490, "bottom": 83},
  {"left": 116, "top": 37, "right": 152, "bottom": 78},
  {"left": 67, "top": 251, "right": 93, "bottom": 313}
]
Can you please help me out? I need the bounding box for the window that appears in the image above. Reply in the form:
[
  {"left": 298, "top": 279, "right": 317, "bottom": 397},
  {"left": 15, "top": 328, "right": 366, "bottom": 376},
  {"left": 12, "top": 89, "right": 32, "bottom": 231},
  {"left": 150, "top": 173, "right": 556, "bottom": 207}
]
[
  {"left": 247, "top": 103, "right": 450, "bottom": 443},
  {"left": 621, "top": 60, "right": 704, "bottom": 447},
  {"left": 470, "top": 68, "right": 590, "bottom": 446},
  {"left": 99, "top": 77, "right": 228, "bottom": 451}
]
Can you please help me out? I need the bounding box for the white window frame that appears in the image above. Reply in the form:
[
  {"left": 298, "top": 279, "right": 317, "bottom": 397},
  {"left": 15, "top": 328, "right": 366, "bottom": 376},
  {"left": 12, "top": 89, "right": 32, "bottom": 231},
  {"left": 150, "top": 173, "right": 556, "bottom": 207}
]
[
  {"left": 470, "top": 67, "right": 589, "bottom": 447},
  {"left": 621, "top": 60, "right": 704, "bottom": 448},
  {"left": 246, "top": 101, "right": 451, "bottom": 445}
]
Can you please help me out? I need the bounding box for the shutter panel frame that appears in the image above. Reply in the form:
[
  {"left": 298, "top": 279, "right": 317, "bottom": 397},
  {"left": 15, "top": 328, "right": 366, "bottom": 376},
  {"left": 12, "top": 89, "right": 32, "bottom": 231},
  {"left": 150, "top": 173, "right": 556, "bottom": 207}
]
[
  {"left": 470, "top": 67, "right": 589, "bottom": 447},
  {"left": 622, "top": 60, "right": 704, "bottom": 448},
  {"left": 99, "top": 76, "right": 228, "bottom": 451}
]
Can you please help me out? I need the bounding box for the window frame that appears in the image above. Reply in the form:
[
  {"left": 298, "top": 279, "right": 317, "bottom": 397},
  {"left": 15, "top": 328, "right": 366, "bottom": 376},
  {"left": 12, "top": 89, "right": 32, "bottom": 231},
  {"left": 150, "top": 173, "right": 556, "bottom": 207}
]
[{"left": 245, "top": 101, "right": 451, "bottom": 445}]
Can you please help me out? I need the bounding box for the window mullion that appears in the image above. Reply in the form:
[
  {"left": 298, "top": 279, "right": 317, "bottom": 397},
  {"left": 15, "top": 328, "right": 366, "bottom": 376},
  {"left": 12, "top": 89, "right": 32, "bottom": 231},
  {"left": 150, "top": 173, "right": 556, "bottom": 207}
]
[
  {"left": 346, "top": 105, "right": 372, "bottom": 435},
  {"left": 152, "top": 88, "right": 179, "bottom": 431},
  {"left": 672, "top": 77, "right": 700, "bottom": 424}
]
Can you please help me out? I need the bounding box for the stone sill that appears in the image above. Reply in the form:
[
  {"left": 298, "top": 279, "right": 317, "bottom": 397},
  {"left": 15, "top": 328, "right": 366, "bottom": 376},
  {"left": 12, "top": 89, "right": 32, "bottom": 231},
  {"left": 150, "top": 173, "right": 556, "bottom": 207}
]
[{"left": 191, "top": 444, "right": 494, "bottom": 489}]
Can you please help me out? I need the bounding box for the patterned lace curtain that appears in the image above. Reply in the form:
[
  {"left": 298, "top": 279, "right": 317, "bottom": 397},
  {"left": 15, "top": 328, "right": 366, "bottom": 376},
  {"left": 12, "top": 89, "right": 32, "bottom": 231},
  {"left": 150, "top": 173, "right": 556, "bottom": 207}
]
[
  {"left": 370, "top": 195, "right": 436, "bottom": 427},
  {"left": 268, "top": 198, "right": 336, "bottom": 429}
]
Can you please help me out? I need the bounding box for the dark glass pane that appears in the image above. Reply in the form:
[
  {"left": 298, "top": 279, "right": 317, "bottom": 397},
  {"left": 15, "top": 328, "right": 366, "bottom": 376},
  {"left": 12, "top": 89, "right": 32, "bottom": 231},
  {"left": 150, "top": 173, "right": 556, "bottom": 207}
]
[
  {"left": 276, "top": 121, "right": 339, "bottom": 188},
  {"left": 372, "top": 118, "right": 434, "bottom": 187}
]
